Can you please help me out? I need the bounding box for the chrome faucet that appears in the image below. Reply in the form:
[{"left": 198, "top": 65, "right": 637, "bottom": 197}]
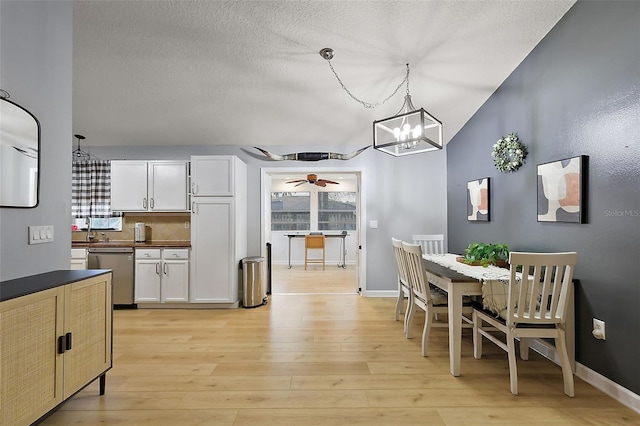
[{"left": 85, "top": 217, "right": 94, "bottom": 242}]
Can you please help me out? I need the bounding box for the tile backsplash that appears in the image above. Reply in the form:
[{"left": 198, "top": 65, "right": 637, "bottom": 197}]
[{"left": 72, "top": 214, "right": 190, "bottom": 242}]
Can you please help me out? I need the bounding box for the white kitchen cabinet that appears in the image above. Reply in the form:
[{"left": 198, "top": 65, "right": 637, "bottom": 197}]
[
  {"left": 190, "top": 155, "right": 246, "bottom": 305},
  {"left": 111, "top": 160, "right": 188, "bottom": 212},
  {"left": 161, "top": 250, "right": 190, "bottom": 302},
  {"left": 190, "top": 155, "right": 237, "bottom": 196},
  {"left": 70, "top": 248, "right": 87, "bottom": 270},
  {"left": 135, "top": 248, "right": 189, "bottom": 303}
]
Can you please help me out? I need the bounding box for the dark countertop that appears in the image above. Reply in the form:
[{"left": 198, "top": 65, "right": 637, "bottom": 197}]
[
  {"left": 72, "top": 240, "right": 191, "bottom": 249},
  {"left": 0, "top": 270, "right": 112, "bottom": 302}
]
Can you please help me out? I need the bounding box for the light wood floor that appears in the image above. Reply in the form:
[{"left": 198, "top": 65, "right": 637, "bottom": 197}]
[
  {"left": 41, "top": 291, "right": 639, "bottom": 424},
  {"left": 270, "top": 264, "right": 357, "bottom": 294}
]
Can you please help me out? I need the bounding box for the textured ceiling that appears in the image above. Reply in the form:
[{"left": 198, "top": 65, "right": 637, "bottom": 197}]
[{"left": 73, "top": 0, "right": 576, "bottom": 148}]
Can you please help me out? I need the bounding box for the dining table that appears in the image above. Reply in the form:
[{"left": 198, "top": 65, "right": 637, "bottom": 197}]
[
  {"left": 422, "top": 253, "right": 575, "bottom": 377},
  {"left": 421, "top": 254, "right": 483, "bottom": 377}
]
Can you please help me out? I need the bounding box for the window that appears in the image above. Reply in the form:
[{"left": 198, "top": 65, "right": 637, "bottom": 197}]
[
  {"left": 271, "top": 190, "right": 357, "bottom": 231},
  {"left": 318, "top": 192, "right": 356, "bottom": 231},
  {"left": 271, "top": 192, "right": 310, "bottom": 231},
  {"left": 72, "top": 217, "right": 123, "bottom": 231}
]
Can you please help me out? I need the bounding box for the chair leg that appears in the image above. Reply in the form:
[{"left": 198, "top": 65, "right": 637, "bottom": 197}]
[
  {"left": 472, "top": 311, "right": 482, "bottom": 359},
  {"left": 519, "top": 337, "right": 530, "bottom": 360},
  {"left": 394, "top": 287, "right": 404, "bottom": 321},
  {"left": 421, "top": 310, "right": 434, "bottom": 357},
  {"left": 506, "top": 336, "right": 519, "bottom": 395},
  {"left": 405, "top": 299, "right": 415, "bottom": 339},
  {"left": 555, "top": 330, "right": 575, "bottom": 397}
]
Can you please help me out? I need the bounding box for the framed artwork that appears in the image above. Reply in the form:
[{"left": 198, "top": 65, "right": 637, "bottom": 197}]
[
  {"left": 537, "top": 155, "right": 587, "bottom": 223},
  {"left": 467, "top": 178, "right": 490, "bottom": 221}
]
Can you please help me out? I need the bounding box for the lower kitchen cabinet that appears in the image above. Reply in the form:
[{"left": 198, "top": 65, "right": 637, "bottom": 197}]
[
  {"left": 135, "top": 248, "right": 189, "bottom": 303},
  {"left": 0, "top": 271, "right": 112, "bottom": 426},
  {"left": 70, "top": 248, "right": 88, "bottom": 269}
]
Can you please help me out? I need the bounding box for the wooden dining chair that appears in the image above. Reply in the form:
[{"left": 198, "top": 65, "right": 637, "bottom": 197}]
[
  {"left": 472, "top": 251, "right": 578, "bottom": 396},
  {"left": 402, "top": 241, "right": 473, "bottom": 356},
  {"left": 412, "top": 234, "right": 445, "bottom": 255},
  {"left": 304, "top": 234, "right": 325, "bottom": 270},
  {"left": 392, "top": 238, "right": 412, "bottom": 334},
  {"left": 412, "top": 234, "right": 445, "bottom": 321}
]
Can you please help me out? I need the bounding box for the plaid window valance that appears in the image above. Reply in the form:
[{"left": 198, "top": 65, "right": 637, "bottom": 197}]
[{"left": 72, "top": 160, "right": 112, "bottom": 218}]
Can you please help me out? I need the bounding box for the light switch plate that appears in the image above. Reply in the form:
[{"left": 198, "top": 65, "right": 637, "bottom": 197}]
[
  {"left": 28, "top": 225, "right": 54, "bottom": 244},
  {"left": 369, "top": 220, "right": 378, "bottom": 229}
]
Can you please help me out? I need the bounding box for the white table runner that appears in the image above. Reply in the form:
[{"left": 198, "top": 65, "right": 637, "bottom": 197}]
[{"left": 423, "top": 253, "right": 513, "bottom": 315}]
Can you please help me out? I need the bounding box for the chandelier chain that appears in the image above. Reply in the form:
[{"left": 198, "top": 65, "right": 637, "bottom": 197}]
[{"left": 326, "top": 59, "right": 409, "bottom": 109}]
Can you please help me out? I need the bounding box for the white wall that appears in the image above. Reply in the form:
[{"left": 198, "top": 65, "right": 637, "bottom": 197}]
[
  {"left": 0, "top": 1, "right": 73, "bottom": 281},
  {"left": 86, "top": 143, "right": 449, "bottom": 292}
]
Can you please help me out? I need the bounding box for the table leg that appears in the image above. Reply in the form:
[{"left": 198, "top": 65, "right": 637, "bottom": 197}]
[
  {"left": 447, "top": 284, "right": 463, "bottom": 376},
  {"left": 338, "top": 236, "right": 346, "bottom": 268},
  {"left": 287, "top": 236, "right": 292, "bottom": 269}
]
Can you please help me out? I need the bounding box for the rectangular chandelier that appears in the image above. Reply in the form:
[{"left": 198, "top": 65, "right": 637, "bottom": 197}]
[{"left": 373, "top": 106, "right": 443, "bottom": 157}]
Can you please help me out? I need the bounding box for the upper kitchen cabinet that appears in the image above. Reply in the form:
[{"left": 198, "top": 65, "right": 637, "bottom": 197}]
[
  {"left": 191, "top": 156, "right": 241, "bottom": 197},
  {"left": 111, "top": 161, "right": 189, "bottom": 212}
]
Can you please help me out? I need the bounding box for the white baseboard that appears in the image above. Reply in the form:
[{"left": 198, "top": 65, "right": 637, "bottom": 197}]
[
  {"left": 529, "top": 340, "right": 640, "bottom": 414},
  {"left": 362, "top": 290, "right": 397, "bottom": 298},
  {"left": 575, "top": 362, "right": 640, "bottom": 414}
]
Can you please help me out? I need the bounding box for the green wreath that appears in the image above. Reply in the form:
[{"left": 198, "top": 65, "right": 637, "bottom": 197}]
[{"left": 491, "top": 133, "right": 528, "bottom": 173}]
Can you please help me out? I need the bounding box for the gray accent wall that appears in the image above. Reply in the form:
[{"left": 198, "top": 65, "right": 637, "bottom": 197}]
[
  {"left": 0, "top": 1, "right": 73, "bottom": 282},
  {"left": 447, "top": 1, "right": 640, "bottom": 394}
]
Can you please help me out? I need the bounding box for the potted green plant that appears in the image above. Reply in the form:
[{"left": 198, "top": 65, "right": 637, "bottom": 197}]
[{"left": 457, "top": 243, "right": 509, "bottom": 268}]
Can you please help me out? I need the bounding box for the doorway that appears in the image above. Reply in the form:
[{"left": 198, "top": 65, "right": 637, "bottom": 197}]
[{"left": 260, "top": 167, "right": 365, "bottom": 295}]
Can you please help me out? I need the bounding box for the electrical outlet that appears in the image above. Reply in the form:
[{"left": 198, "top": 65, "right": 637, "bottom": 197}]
[
  {"left": 184, "top": 221, "right": 190, "bottom": 229},
  {"left": 592, "top": 318, "right": 606, "bottom": 340}
]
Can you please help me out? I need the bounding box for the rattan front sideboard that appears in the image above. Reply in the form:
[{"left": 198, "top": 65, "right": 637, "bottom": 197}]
[{"left": 0, "top": 270, "right": 113, "bottom": 426}]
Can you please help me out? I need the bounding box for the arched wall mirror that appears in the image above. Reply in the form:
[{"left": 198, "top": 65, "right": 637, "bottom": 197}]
[{"left": 0, "top": 96, "right": 40, "bottom": 208}]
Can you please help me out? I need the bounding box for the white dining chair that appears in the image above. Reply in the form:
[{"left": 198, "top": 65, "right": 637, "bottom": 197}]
[
  {"left": 392, "top": 238, "right": 412, "bottom": 334},
  {"left": 402, "top": 241, "right": 473, "bottom": 356},
  {"left": 413, "top": 234, "right": 445, "bottom": 321},
  {"left": 412, "top": 234, "right": 445, "bottom": 255},
  {"left": 472, "top": 251, "right": 578, "bottom": 396}
]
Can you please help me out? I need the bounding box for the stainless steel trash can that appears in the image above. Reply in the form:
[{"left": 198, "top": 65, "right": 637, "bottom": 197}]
[{"left": 242, "top": 256, "right": 267, "bottom": 308}]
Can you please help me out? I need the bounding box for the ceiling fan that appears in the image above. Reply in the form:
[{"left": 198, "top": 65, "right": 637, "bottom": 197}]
[{"left": 286, "top": 174, "right": 340, "bottom": 188}]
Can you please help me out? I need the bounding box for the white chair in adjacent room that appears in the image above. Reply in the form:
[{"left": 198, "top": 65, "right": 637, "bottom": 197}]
[
  {"left": 402, "top": 241, "right": 473, "bottom": 356},
  {"left": 472, "top": 251, "right": 578, "bottom": 396},
  {"left": 392, "top": 238, "right": 411, "bottom": 334},
  {"left": 412, "top": 234, "right": 445, "bottom": 255}
]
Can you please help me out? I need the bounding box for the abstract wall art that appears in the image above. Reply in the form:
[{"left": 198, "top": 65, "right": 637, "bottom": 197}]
[
  {"left": 537, "top": 155, "right": 587, "bottom": 223},
  {"left": 467, "top": 178, "right": 490, "bottom": 221}
]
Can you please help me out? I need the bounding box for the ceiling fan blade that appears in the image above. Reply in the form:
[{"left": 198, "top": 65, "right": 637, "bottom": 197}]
[
  {"left": 321, "top": 180, "right": 340, "bottom": 185},
  {"left": 315, "top": 181, "right": 327, "bottom": 187},
  {"left": 294, "top": 182, "right": 307, "bottom": 187},
  {"left": 286, "top": 179, "right": 306, "bottom": 184}
]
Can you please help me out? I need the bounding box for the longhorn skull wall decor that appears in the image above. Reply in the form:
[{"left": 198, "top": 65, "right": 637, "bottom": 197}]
[{"left": 254, "top": 145, "right": 369, "bottom": 161}]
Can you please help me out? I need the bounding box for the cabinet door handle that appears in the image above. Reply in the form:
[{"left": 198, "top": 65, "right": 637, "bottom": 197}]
[
  {"left": 163, "top": 263, "right": 168, "bottom": 275},
  {"left": 58, "top": 335, "right": 66, "bottom": 354},
  {"left": 155, "top": 263, "right": 160, "bottom": 275},
  {"left": 65, "top": 332, "right": 73, "bottom": 351},
  {"left": 192, "top": 182, "right": 197, "bottom": 195},
  {"left": 143, "top": 198, "right": 147, "bottom": 209},
  {"left": 192, "top": 202, "right": 196, "bottom": 214},
  {"left": 150, "top": 198, "right": 154, "bottom": 209}
]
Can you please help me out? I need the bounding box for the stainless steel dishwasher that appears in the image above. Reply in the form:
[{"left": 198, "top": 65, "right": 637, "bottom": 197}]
[{"left": 88, "top": 247, "right": 135, "bottom": 307}]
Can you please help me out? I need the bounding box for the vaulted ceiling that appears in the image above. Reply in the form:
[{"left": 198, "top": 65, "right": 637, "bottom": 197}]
[{"left": 73, "top": 0, "right": 575, "bottom": 149}]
